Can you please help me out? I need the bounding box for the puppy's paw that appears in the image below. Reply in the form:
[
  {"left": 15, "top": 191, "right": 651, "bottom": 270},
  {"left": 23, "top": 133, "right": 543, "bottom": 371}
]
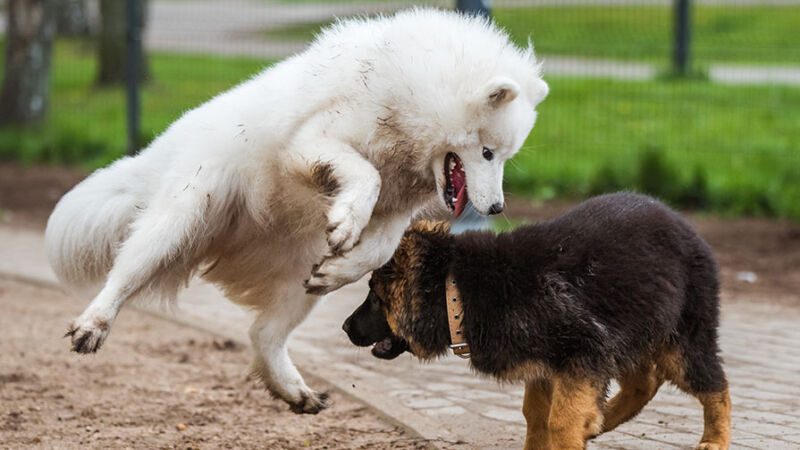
[
  {"left": 326, "top": 207, "right": 364, "bottom": 255},
  {"left": 65, "top": 317, "right": 111, "bottom": 354},
  {"left": 288, "top": 391, "right": 330, "bottom": 415},
  {"left": 585, "top": 416, "right": 603, "bottom": 440},
  {"left": 695, "top": 442, "right": 726, "bottom": 450}
]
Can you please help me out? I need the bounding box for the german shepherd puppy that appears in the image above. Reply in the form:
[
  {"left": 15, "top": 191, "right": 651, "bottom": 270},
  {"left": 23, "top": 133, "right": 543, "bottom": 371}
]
[{"left": 343, "top": 193, "right": 731, "bottom": 450}]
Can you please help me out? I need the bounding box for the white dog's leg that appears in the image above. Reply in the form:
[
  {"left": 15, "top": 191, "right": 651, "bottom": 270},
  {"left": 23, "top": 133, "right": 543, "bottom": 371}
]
[
  {"left": 304, "top": 214, "right": 409, "bottom": 295},
  {"left": 249, "top": 291, "right": 327, "bottom": 414},
  {"left": 295, "top": 139, "right": 381, "bottom": 255},
  {"left": 67, "top": 189, "right": 209, "bottom": 353}
]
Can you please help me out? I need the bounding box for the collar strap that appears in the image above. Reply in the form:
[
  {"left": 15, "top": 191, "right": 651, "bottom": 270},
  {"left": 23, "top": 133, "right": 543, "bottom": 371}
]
[{"left": 446, "top": 272, "right": 470, "bottom": 359}]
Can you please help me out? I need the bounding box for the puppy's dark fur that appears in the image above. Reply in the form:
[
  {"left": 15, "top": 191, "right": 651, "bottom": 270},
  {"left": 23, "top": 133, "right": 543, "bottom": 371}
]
[{"left": 343, "top": 193, "right": 731, "bottom": 450}]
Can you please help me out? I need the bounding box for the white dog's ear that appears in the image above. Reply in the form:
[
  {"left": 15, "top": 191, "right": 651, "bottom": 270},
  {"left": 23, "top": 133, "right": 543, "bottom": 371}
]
[
  {"left": 480, "top": 76, "right": 520, "bottom": 108},
  {"left": 528, "top": 77, "right": 549, "bottom": 107}
]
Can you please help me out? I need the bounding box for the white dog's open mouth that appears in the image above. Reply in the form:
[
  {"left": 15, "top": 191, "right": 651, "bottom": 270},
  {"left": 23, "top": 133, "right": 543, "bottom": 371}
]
[{"left": 444, "top": 152, "right": 468, "bottom": 218}]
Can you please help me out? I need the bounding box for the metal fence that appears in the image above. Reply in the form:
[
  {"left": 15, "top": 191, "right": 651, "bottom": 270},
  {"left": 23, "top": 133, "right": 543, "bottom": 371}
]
[{"left": 1, "top": 0, "right": 798, "bottom": 218}]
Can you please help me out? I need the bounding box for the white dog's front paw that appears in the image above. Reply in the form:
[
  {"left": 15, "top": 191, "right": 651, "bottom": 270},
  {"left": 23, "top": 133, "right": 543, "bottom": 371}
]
[
  {"left": 326, "top": 207, "right": 365, "bottom": 255},
  {"left": 303, "top": 255, "right": 360, "bottom": 295},
  {"left": 65, "top": 314, "right": 113, "bottom": 354}
]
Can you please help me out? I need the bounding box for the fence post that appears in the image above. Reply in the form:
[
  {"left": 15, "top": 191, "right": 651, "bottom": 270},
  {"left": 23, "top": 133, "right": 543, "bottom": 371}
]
[
  {"left": 452, "top": 0, "right": 492, "bottom": 233},
  {"left": 456, "top": 0, "right": 490, "bottom": 18},
  {"left": 125, "top": 0, "right": 142, "bottom": 155},
  {"left": 673, "top": 0, "right": 691, "bottom": 76}
]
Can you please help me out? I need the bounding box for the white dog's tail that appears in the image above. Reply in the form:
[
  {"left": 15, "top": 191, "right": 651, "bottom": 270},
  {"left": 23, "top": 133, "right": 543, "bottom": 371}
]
[{"left": 45, "top": 156, "right": 149, "bottom": 292}]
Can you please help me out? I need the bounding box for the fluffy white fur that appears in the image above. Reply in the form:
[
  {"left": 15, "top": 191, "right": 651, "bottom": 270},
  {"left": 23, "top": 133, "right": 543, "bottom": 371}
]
[{"left": 45, "top": 8, "right": 548, "bottom": 413}]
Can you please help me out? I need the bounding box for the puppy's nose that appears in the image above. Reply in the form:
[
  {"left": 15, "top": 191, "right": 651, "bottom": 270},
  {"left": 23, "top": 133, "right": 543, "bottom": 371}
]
[
  {"left": 342, "top": 317, "right": 351, "bottom": 335},
  {"left": 488, "top": 202, "right": 504, "bottom": 215}
]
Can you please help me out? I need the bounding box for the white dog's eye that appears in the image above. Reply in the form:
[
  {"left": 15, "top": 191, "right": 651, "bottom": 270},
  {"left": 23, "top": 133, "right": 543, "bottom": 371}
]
[{"left": 482, "top": 147, "right": 494, "bottom": 161}]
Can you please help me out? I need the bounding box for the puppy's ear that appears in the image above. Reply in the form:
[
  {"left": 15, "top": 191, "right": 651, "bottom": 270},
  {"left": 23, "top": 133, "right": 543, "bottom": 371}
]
[{"left": 479, "top": 76, "right": 520, "bottom": 108}]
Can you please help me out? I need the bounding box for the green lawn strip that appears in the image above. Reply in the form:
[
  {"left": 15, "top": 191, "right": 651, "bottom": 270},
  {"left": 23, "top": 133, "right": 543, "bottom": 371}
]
[
  {"left": 507, "top": 76, "right": 800, "bottom": 218},
  {"left": 0, "top": 39, "right": 269, "bottom": 168},
  {"left": 495, "top": 5, "right": 800, "bottom": 65},
  {"left": 261, "top": 6, "right": 800, "bottom": 65},
  {"left": 269, "top": 0, "right": 407, "bottom": 3},
  {"left": 264, "top": 21, "right": 328, "bottom": 41}
]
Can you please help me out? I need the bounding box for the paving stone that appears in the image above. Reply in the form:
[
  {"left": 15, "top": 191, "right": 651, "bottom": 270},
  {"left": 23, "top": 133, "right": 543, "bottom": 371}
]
[
  {"left": 421, "top": 406, "right": 467, "bottom": 416},
  {"left": 459, "top": 389, "right": 512, "bottom": 400},
  {"left": 426, "top": 383, "right": 464, "bottom": 392},
  {"left": 481, "top": 407, "right": 525, "bottom": 424},
  {"left": 404, "top": 398, "right": 454, "bottom": 409}
]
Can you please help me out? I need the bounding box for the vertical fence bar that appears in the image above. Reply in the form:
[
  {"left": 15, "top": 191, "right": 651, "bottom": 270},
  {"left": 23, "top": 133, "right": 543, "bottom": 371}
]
[
  {"left": 673, "top": 0, "right": 691, "bottom": 76},
  {"left": 456, "top": 0, "right": 490, "bottom": 19},
  {"left": 125, "top": 0, "right": 142, "bottom": 155},
  {"left": 452, "top": 0, "right": 492, "bottom": 233}
]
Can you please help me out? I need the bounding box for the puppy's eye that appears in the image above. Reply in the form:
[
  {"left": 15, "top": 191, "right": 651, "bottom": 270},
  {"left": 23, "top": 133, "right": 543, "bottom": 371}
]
[{"left": 482, "top": 147, "right": 494, "bottom": 161}]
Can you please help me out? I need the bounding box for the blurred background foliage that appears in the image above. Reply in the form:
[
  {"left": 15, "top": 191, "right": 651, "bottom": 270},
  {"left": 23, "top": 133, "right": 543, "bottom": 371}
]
[{"left": 0, "top": 0, "right": 798, "bottom": 219}]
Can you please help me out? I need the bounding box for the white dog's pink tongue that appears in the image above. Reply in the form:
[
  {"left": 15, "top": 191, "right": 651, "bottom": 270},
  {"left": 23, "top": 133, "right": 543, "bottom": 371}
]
[{"left": 452, "top": 158, "right": 468, "bottom": 218}]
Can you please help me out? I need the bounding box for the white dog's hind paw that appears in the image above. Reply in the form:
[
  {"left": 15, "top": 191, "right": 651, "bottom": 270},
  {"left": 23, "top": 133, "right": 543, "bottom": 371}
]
[
  {"left": 65, "top": 317, "right": 111, "bottom": 354},
  {"left": 288, "top": 390, "right": 330, "bottom": 415}
]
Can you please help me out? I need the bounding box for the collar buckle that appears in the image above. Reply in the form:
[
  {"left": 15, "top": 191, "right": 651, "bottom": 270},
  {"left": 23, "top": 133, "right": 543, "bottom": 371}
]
[{"left": 449, "top": 343, "right": 471, "bottom": 359}]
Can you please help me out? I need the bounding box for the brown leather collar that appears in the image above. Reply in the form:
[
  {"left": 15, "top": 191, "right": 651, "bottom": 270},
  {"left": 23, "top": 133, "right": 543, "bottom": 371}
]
[{"left": 446, "top": 272, "right": 470, "bottom": 358}]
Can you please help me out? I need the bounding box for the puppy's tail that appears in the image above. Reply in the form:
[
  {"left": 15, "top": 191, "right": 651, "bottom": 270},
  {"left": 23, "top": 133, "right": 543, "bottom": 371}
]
[{"left": 45, "top": 156, "right": 149, "bottom": 293}]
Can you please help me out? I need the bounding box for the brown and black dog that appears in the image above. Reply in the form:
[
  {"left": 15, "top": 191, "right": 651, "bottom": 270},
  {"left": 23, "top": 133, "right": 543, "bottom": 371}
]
[{"left": 343, "top": 192, "right": 731, "bottom": 450}]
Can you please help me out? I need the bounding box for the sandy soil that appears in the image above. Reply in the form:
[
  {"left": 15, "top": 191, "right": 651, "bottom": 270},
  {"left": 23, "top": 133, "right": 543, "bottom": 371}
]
[{"left": 0, "top": 278, "right": 428, "bottom": 449}]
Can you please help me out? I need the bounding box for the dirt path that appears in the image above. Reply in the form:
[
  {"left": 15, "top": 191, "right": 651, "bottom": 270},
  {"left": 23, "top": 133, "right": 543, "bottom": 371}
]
[{"left": 0, "top": 278, "right": 427, "bottom": 449}]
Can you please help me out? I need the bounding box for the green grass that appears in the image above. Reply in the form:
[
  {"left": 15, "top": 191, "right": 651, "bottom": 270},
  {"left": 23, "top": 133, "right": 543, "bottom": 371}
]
[
  {"left": 1, "top": 40, "right": 798, "bottom": 219},
  {"left": 496, "top": 5, "right": 800, "bottom": 65},
  {"left": 269, "top": 0, "right": 408, "bottom": 3},
  {"left": 263, "top": 6, "right": 800, "bottom": 65},
  {"left": 264, "top": 22, "right": 326, "bottom": 41},
  {"left": 0, "top": 39, "right": 270, "bottom": 168},
  {"left": 506, "top": 77, "right": 800, "bottom": 219}
]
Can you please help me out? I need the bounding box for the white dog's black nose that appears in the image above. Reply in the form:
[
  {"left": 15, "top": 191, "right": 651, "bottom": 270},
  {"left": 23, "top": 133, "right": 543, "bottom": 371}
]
[{"left": 488, "top": 203, "right": 504, "bottom": 215}]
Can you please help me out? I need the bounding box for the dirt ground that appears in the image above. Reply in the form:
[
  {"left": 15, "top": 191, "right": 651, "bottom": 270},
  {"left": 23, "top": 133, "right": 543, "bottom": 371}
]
[
  {"left": 3, "top": 162, "right": 797, "bottom": 306},
  {"left": 0, "top": 277, "right": 428, "bottom": 449}
]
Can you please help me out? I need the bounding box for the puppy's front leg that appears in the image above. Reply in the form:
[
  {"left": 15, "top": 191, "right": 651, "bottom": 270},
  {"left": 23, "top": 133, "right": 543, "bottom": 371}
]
[
  {"left": 523, "top": 379, "right": 553, "bottom": 450},
  {"left": 547, "top": 375, "right": 604, "bottom": 450},
  {"left": 304, "top": 214, "right": 409, "bottom": 295}
]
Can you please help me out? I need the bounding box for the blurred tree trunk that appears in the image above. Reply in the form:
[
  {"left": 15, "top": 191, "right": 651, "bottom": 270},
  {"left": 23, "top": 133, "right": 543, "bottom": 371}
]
[
  {"left": 0, "top": 0, "right": 58, "bottom": 125},
  {"left": 96, "top": 0, "right": 149, "bottom": 85},
  {"left": 56, "top": 0, "right": 89, "bottom": 36}
]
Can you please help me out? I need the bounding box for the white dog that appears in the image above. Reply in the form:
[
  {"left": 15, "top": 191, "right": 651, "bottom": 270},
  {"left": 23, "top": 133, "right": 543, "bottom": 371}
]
[{"left": 45, "top": 8, "right": 548, "bottom": 413}]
